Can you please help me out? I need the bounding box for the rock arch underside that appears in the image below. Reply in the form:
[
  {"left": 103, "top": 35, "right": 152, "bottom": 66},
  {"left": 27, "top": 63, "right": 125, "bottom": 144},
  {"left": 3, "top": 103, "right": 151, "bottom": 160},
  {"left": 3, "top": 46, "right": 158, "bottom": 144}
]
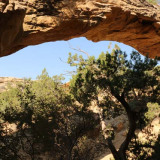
[{"left": 1, "top": 0, "right": 160, "bottom": 58}]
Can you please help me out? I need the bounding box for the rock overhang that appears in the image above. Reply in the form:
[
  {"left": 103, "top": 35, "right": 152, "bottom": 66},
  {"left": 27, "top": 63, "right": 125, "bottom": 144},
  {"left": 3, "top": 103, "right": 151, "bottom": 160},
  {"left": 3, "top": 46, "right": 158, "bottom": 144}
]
[{"left": 0, "top": 0, "right": 160, "bottom": 58}]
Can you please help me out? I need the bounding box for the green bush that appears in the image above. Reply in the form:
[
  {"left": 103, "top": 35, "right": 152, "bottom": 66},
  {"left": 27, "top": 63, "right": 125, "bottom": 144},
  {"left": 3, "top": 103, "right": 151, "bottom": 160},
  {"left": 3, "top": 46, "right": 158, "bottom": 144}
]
[
  {"left": 0, "top": 69, "right": 100, "bottom": 160},
  {"left": 147, "top": 0, "right": 159, "bottom": 4},
  {"left": 145, "top": 102, "right": 160, "bottom": 122}
]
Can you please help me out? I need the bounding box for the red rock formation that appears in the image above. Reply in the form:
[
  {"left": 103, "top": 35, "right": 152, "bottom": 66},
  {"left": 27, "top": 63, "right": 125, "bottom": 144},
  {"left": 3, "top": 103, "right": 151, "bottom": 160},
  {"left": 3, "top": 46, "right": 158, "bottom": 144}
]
[{"left": 0, "top": 0, "right": 160, "bottom": 58}]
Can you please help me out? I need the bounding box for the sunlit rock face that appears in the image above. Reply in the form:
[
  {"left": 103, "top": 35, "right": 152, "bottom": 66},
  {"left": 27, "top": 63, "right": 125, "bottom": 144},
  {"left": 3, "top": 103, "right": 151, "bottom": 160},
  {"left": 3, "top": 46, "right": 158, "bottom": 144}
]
[
  {"left": 0, "top": 77, "right": 22, "bottom": 92},
  {"left": 0, "top": 0, "right": 160, "bottom": 58}
]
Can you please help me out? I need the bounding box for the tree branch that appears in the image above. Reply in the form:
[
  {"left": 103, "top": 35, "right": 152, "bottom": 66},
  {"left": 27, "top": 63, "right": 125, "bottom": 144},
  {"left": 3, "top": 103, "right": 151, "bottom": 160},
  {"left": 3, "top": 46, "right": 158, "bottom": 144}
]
[{"left": 68, "top": 42, "right": 90, "bottom": 58}]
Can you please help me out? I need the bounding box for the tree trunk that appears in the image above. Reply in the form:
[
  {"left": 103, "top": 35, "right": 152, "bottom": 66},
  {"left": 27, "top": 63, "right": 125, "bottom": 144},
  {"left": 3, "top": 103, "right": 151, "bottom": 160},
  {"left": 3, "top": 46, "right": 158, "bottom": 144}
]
[
  {"left": 98, "top": 93, "right": 137, "bottom": 160},
  {"left": 115, "top": 95, "right": 137, "bottom": 160},
  {"left": 97, "top": 107, "right": 121, "bottom": 160},
  {"left": 97, "top": 90, "right": 137, "bottom": 160}
]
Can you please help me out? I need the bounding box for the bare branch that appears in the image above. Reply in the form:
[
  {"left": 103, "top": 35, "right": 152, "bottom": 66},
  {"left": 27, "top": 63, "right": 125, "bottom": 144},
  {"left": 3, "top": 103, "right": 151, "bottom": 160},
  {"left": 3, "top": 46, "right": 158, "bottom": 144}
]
[{"left": 67, "top": 42, "right": 90, "bottom": 58}]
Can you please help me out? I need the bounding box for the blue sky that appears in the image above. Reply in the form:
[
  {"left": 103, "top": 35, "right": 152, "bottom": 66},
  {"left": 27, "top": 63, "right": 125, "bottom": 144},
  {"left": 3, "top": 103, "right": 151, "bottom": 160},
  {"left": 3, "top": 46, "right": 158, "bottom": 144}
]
[{"left": 0, "top": 37, "right": 148, "bottom": 82}]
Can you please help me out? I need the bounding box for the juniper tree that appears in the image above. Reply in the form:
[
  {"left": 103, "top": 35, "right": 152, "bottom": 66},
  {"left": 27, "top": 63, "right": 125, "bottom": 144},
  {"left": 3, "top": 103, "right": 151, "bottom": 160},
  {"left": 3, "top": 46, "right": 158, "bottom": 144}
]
[
  {"left": 68, "top": 49, "right": 160, "bottom": 160},
  {"left": 0, "top": 69, "right": 98, "bottom": 160}
]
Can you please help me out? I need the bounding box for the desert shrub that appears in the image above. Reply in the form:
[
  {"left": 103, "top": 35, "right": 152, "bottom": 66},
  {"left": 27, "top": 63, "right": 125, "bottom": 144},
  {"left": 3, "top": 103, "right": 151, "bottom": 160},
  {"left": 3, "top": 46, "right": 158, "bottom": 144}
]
[
  {"left": 0, "top": 69, "right": 99, "bottom": 160},
  {"left": 146, "top": 0, "right": 159, "bottom": 4}
]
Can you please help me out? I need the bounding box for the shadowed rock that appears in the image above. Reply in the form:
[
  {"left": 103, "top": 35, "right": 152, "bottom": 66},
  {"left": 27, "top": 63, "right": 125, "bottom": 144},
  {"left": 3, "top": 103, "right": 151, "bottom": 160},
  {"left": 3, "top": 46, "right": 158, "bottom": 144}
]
[{"left": 0, "top": 0, "right": 160, "bottom": 58}]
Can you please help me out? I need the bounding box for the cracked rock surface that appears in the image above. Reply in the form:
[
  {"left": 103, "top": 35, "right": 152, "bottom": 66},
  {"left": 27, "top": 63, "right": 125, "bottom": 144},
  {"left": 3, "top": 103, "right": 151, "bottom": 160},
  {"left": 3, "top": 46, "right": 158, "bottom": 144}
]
[{"left": 0, "top": 0, "right": 160, "bottom": 58}]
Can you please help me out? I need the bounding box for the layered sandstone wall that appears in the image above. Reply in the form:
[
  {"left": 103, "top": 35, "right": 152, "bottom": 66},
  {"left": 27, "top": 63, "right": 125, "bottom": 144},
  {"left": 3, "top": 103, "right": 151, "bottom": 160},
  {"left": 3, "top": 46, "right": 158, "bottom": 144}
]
[{"left": 0, "top": 0, "right": 160, "bottom": 58}]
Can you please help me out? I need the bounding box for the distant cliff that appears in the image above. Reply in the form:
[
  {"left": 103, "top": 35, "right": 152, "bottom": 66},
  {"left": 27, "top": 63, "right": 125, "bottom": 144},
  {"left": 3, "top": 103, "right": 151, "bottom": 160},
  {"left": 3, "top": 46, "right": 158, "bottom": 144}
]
[{"left": 0, "top": 77, "right": 22, "bottom": 92}]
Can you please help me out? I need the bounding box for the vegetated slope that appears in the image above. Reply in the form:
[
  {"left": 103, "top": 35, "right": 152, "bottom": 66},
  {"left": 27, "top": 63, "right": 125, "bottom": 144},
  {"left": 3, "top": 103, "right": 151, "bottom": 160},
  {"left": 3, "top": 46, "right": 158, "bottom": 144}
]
[
  {"left": 0, "top": 77, "right": 159, "bottom": 160},
  {"left": 0, "top": 77, "right": 23, "bottom": 92}
]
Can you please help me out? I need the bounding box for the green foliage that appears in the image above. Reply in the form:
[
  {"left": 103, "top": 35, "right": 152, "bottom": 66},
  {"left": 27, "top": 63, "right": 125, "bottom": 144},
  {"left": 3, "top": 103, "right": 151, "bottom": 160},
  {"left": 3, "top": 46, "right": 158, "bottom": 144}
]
[
  {"left": 68, "top": 49, "right": 159, "bottom": 112},
  {"left": 0, "top": 69, "right": 101, "bottom": 159},
  {"left": 0, "top": 48, "right": 160, "bottom": 159},
  {"left": 128, "top": 101, "right": 160, "bottom": 159},
  {"left": 146, "top": 0, "right": 159, "bottom": 4},
  {"left": 0, "top": 69, "right": 70, "bottom": 125},
  {"left": 68, "top": 48, "right": 160, "bottom": 159},
  {"left": 145, "top": 102, "right": 160, "bottom": 122}
]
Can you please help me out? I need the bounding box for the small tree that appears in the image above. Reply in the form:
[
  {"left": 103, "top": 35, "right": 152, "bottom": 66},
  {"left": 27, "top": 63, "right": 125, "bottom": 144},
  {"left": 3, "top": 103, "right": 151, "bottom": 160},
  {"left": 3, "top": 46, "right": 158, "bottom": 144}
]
[
  {"left": 0, "top": 69, "right": 100, "bottom": 160},
  {"left": 68, "top": 49, "right": 160, "bottom": 160}
]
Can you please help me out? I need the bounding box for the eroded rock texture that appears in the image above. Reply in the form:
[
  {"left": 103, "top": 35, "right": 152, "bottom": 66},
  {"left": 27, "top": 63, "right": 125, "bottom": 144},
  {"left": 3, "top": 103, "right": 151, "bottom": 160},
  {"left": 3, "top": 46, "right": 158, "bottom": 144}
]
[{"left": 0, "top": 0, "right": 160, "bottom": 58}]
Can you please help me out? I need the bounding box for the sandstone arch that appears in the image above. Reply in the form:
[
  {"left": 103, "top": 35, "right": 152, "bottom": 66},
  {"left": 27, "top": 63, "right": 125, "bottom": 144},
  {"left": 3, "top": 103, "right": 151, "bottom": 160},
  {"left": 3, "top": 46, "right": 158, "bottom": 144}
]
[{"left": 0, "top": 0, "right": 160, "bottom": 58}]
